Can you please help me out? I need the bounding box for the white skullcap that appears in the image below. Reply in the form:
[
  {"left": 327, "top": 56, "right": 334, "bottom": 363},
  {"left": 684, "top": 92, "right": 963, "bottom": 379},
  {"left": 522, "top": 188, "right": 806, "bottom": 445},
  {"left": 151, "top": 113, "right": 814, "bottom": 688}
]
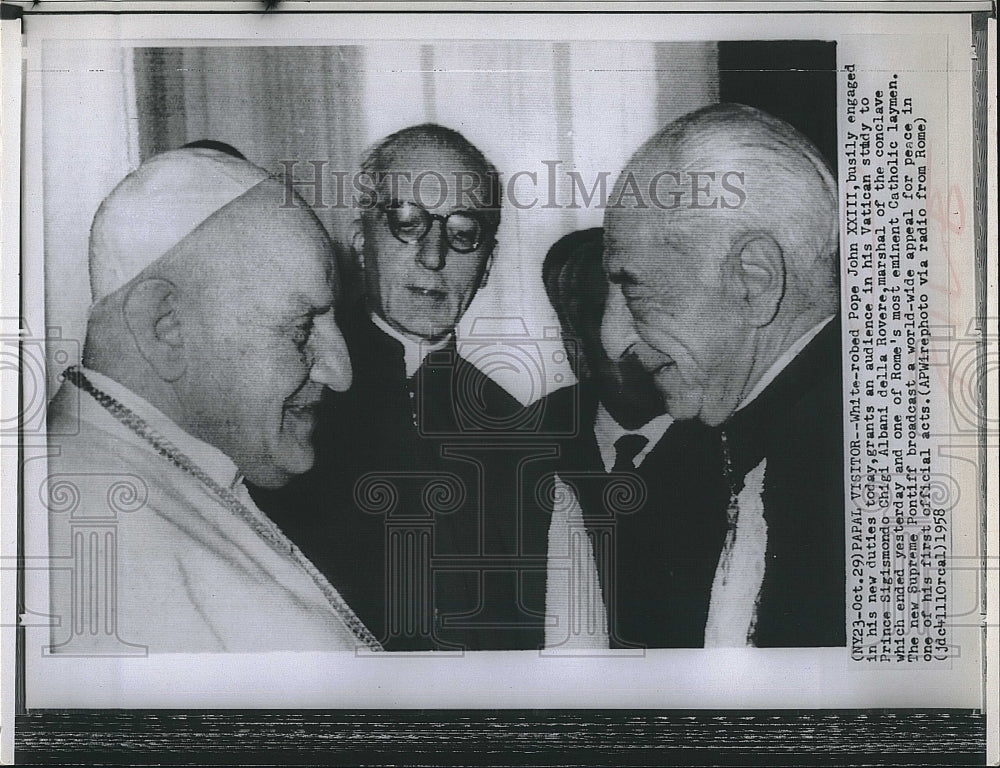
[{"left": 88, "top": 147, "right": 272, "bottom": 303}]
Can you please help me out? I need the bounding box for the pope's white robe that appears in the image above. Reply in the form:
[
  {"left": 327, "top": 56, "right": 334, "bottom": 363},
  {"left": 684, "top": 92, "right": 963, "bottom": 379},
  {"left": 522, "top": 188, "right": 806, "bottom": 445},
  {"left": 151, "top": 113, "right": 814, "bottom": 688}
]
[{"left": 46, "top": 372, "right": 367, "bottom": 654}]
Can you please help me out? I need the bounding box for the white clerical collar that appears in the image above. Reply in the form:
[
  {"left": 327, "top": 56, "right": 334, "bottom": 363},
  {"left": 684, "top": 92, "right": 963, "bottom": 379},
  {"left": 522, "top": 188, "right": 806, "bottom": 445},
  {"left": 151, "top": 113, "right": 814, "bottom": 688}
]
[
  {"left": 736, "top": 315, "right": 835, "bottom": 413},
  {"left": 593, "top": 402, "right": 675, "bottom": 474},
  {"left": 79, "top": 367, "right": 243, "bottom": 491},
  {"left": 369, "top": 312, "right": 452, "bottom": 379}
]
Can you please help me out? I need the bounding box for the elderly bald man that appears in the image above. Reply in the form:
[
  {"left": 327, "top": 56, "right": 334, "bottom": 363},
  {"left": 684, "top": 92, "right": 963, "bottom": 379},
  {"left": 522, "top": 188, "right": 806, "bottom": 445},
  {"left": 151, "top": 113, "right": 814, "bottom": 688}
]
[
  {"left": 46, "top": 147, "right": 381, "bottom": 654},
  {"left": 602, "top": 103, "right": 845, "bottom": 647}
]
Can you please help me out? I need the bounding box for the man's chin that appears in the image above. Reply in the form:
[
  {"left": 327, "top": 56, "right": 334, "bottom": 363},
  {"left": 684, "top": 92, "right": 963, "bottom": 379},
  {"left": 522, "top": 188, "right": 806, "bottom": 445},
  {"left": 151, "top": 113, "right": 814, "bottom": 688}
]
[
  {"left": 249, "top": 472, "right": 292, "bottom": 491},
  {"left": 246, "top": 439, "right": 316, "bottom": 489},
  {"left": 252, "top": 459, "right": 313, "bottom": 490},
  {"left": 396, "top": 318, "right": 455, "bottom": 343},
  {"left": 386, "top": 303, "right": 458, "bottom": 341},
  {"left": 661, "top": 393, "right": 735, "bottom": 428},
  {"left": 655, "top": 379, "right": 703, "bottom": 423},
  {"left": 281, "top": 443, "right": 317, "bottom": 476}
]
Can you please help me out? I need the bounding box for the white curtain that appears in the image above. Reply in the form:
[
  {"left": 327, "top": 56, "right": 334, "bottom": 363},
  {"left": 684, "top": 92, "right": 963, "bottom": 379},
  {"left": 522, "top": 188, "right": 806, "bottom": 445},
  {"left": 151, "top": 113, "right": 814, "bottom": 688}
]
[{"left": 41, "top": 41, "right": 139, "bottom": 398}]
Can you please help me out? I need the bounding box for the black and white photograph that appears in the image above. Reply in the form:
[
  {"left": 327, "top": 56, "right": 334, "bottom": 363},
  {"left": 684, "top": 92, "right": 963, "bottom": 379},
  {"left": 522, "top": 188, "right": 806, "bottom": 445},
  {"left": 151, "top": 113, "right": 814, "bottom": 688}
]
[
  {"left": 42, "top": 36, "right": 847, "bottom": 656},
  {"left": 1, "top": 4, "right": 993, "bottom": 764}
]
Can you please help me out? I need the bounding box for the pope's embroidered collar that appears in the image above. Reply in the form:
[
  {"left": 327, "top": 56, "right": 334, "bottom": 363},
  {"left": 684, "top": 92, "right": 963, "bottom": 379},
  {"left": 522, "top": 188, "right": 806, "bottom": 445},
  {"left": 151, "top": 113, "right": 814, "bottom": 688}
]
[{"left": 74, "top": 367, "right": 242, "bottom": 491}]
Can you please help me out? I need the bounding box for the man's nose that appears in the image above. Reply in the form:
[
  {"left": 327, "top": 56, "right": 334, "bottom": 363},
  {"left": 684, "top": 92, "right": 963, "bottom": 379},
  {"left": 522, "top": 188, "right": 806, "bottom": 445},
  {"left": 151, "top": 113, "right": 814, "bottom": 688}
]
[
  {"left": 416, "top": 220, "right": 448, "bottom": 271},
  {"left": 308, "top": 314, "right": 353, "bottom": 392},
  {"left": 601, "top": 284, "right": 641, "bottom": 361}
]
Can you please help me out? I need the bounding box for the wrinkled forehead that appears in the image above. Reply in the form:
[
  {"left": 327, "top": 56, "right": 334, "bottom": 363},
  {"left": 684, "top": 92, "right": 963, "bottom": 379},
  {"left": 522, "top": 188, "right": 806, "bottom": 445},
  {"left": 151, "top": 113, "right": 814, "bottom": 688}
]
[
  {"left": 603, "top": 203, "right": 667, "bottom": 273},
  {"left": 372, "top": 142, "right": 494, "bottom": 211},
  {"left": 605, "top": 151, "right": 726, "bottom": 277},
  {"left": 605, "top": 212, "right": 716, "bottom": 295}
]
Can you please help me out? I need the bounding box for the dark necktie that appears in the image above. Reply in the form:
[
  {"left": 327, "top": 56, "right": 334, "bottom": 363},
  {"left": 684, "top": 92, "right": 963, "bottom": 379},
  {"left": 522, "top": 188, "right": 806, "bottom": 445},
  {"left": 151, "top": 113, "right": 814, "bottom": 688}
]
[{"left": 612, "top": 433, "right": 649, "bottom": 472}]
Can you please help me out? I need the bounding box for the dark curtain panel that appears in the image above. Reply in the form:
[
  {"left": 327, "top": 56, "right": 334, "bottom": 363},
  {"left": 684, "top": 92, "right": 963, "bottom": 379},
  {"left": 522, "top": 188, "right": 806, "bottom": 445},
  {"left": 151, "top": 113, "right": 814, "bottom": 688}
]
[{"left": 717, "top": 41, "right": 838, "bottom": 174}]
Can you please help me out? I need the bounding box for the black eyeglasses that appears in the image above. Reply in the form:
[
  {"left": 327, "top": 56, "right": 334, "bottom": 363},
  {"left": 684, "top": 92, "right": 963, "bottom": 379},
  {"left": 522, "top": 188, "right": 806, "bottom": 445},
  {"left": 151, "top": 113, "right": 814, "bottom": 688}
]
[{"left": 379, "top": 200, "right": 490, "bottom": 254}]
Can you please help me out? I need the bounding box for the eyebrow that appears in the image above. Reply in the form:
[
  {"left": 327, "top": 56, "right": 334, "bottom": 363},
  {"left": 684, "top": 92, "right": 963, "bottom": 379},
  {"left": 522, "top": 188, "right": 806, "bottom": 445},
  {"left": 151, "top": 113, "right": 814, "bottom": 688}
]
[{"left": 388, "top": 198, "right": 487, "bottom": 218}]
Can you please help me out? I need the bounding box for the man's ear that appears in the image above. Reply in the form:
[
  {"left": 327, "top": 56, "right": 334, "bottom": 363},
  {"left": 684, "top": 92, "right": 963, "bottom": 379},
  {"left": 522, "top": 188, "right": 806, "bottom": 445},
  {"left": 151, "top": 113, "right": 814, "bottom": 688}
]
[
  {"left": 122, "top": 278, "right": 186, "bottom": 382},
  {"left": 730, "top": 232, "right": 785, "bottom": 327},
  {"left": 350, "top": 218, "right": 365, "bottom": 270}
]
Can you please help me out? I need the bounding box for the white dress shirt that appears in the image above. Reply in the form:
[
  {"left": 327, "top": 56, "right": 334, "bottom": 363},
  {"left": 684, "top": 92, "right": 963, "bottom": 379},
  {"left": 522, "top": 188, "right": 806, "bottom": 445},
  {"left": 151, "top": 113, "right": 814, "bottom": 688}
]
[
  {"left": 592, "top": 404, "right": 675, "bottom": 472},
  {"left": 544, "top": 407, "right": 673, "bottom": 651},
  {"left": 706, "top": 315, "right": 836, "bottom": 646}
]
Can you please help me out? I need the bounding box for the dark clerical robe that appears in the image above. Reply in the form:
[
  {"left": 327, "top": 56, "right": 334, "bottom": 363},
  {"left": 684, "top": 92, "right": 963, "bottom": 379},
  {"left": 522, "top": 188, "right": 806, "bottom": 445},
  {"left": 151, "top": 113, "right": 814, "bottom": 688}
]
[{"left": 718, "top": 316, "right": 846, "bottom": 646}]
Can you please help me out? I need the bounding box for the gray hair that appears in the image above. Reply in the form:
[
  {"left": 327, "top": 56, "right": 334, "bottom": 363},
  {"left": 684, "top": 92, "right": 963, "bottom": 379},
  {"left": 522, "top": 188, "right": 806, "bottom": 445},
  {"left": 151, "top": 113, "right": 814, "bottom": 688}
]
[
  {"left": 357, "top": 123, "right": 502, "bottom": 236},
  {"left": 630, "top": 103, "right": 839, "bottom": 304}
]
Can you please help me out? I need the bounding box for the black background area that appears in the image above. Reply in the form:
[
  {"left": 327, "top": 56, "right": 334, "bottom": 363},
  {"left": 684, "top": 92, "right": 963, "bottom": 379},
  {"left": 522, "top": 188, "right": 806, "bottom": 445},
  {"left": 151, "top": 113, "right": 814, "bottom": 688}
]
[{"left": 718, "top": 40, "right": 838, "bottom": 174}]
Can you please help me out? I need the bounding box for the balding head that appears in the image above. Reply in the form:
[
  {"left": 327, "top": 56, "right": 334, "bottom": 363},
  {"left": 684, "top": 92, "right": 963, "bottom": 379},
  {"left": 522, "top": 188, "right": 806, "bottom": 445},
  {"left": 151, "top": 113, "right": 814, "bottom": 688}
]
[
  {"left": 602, "top": 104, "right": 839, "bottom": 426},
  {"left": 358, "top": 123, "right": 502, "bottom": 234},
  {"left": 84, "top": 150, "right": 354, "bottom": 488},
  {"left": 624, "top": 103, "right": 838, "bottom": 299}
]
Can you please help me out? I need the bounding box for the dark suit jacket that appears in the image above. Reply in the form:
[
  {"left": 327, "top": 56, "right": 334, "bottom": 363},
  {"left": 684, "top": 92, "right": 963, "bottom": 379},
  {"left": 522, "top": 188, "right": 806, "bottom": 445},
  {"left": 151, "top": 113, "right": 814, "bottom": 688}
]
[
  {"left": 547, "top": 317, "right": 845, "bottom": 648},
  {"left": 720, "top": 316, "right": 846, "bottom": 647},
  {"left": 252, "top": 310, "right": 550, "bottom": 651},
  {"left": 544, "top": 384, "right": 730, "bottom": 648}
]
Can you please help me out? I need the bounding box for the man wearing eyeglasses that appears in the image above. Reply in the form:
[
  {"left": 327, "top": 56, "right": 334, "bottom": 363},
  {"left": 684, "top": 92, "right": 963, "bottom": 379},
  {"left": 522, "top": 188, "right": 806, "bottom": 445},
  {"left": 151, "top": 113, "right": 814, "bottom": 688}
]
[
  {"left": 253, "top": 124, "right": 547, "bottom": 651},
  {"left": 351, "top": 128, "right": 500, "bottom": 345}
]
